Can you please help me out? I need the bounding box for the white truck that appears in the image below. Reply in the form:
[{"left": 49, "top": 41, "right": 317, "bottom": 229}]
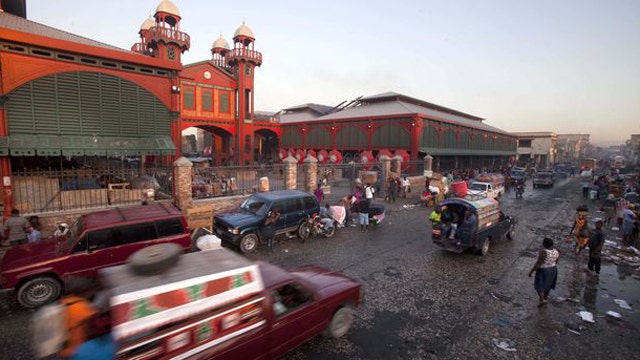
[{"left": 466, "top": 181, "right": 504, "bottom": 200}]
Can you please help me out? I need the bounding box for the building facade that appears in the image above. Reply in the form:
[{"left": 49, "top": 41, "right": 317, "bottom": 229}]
[
  {"left": 512, "top": 131, "right": 557, "bottom": 168},
  {"left": 0, "top": 0, "right": 278, "bottom": 213}
]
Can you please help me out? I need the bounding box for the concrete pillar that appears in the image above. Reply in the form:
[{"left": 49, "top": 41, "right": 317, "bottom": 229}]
[
  {"left": 424, "top": 154, "right": 433, "bottom": 171},
  {"left": 380, "top": 155, "right": 391, "bottom": 186},
  {"left": 283, "top": 155, "right": 297, "bottom": 190},
  {"left": 391, "top": 155, "right": 402, "bottom": 174},
  {"left": 173, "top": 156, "right": 193, "bottom": 210},
  {"left": 304, "top": 154, "right": 318, "bottom": 194},
  {"left": 259, "top": 177, "right": 270, "bottom": 192}
]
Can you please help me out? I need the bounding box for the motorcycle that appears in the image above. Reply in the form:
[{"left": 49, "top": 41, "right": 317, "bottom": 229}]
[
  {"left": 305, "top": 213, "right": 337, "bottom": 238},
  {"left": 515, "top": 184, "right": 524, "bottom": 199}
]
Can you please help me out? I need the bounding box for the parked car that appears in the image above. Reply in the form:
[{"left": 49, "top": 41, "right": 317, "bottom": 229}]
[
  {"left": 533, "top": 171, "right": 555, "bottom": 188},
  {"left": 432, "top": 197, "right": 516, "bottom": 256},
  {"left": 0, "top": 202, "right": 191, "bottom": 308},
  {"left": 99, "top": 245, "right": 362, "bottom": 360},
  {"left": 466, "top": 181, "right": 504, "bottom": 200},
  {"left": 213, "top": 190, "right": 320, "bottom": 253}
]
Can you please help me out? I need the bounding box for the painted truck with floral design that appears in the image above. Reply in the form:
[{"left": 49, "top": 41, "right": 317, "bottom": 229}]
[{"left": 100, "top": 246, "right": 362, "bottom": 360}]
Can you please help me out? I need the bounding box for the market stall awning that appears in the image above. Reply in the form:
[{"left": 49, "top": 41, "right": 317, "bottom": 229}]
[{"left": 4, "top": 134, "right": 175, "bottom": 156}]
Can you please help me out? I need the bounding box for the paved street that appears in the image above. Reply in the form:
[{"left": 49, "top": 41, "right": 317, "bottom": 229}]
[{"left": 1, "top": 177, "right": 638, "bottom": 360}]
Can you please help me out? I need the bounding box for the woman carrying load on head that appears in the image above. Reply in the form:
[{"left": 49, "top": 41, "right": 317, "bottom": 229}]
[{"left": 568, "top": 208, "right": 589, "bottom": 254}]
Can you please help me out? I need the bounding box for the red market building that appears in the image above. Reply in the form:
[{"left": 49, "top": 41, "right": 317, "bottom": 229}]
[
  {"left": 0, "top": 0, "right": 277, "bottom": 213},
  {"left": 277, "top": 92, "right": 517, "bottom": 171}
]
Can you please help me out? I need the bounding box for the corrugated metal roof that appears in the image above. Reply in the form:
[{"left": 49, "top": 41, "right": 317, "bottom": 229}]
[
  {"left": 0, "top": 11, "right": 135, "bottom": 54},
  {"left": 308, "top": 98, "right": 511, "bottom": 135},
  {"left": 278, "top": 109, "right": 325, "bottom": 124},
  {"left": 359, "top": 92, "right": 484, "bottom": 121},
  {"left": 281, "top": 103, "right": 334, "bottom": 114}
]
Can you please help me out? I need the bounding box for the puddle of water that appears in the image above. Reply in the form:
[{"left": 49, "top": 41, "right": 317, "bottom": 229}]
[{"left": 572, "top": 263, "right": 640, "bottom": 327}]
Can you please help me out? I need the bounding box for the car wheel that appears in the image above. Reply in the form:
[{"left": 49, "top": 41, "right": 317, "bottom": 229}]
[
  {"left": 479, "top": 239, "right": 490, "bottom": 256},
  {"left": 239, "top": 233, "right": 259, "bottom": 253},
  {"left": 298, "top": 222, "right": 311, "bottom": 242},
  {"left": 324, "top": 226, "right": 336, "bottom": 238},
  {"left": 128, "top": 243, "right": 182, "bottom": 275},
  {"left": 322, "top": 305, "right": 354, "bottom": 338},
  {"left": 17, "top": 277, "right": 62, "bottom": 308},
  {"left": 506, "top": 223, "right": 516, "bottom": 241}
]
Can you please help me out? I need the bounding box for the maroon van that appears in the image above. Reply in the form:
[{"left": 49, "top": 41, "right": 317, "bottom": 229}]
[{"left": 0, "top": 202, "right": 191, "bottom": 308}]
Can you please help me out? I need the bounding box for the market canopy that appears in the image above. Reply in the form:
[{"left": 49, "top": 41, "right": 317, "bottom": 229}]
[{"left": 0, "top": 134, "right": 175, "bottom": 156}]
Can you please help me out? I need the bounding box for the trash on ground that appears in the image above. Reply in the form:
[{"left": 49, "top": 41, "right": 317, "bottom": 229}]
[
  {"left": 491, "top": 318, "right": 513, "bottom": 327},
  {"left": 490, "top": 292, "right": 513, "bottom": 303},
  {"left": 606, "top": 311, "right": 622, "bottom": 318},
  {"left": 492, "top": 338, "right": 516, "bottom": 352},
  {"left": 567, "top": 329, "right": 581, "bottom": 335},
  {"left": 604, "top": 240, "right": 618, "bottom": 247},
  {"left": 577, "top": 311, "right": 595, "bottom": 323},
  {"left": 195, "top": 235, "right": 222, "bottom": 251},
  {"left": 614, "top": 299, "right": 632, "bottom": 310},
  {"left": 567, "top": 298, "right": 580, "bottom": 303},
  {"left": 611, "top": 227, "right": 619, "bottom": 231}
]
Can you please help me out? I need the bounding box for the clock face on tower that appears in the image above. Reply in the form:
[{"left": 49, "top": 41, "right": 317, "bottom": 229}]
[{"left": 203, "top": 71, "right": 212, "bottom": 80}]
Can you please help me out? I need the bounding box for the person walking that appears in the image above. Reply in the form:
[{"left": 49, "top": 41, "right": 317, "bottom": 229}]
[
  {"left": 3, "top": 209, "right": 29, "bottom": 246},
  {"left": 569, "top": 210, "right": 590, "bottom": 254},
  {"left": 601, "top": 194, "right": 617, "bottom": 227},
  {"left": 358, "top": 197, "right": 370, "bottom": 232},
  {"left": 314, "top": 184, "right": 324, "bottom": 203},
  {"left": 622, "top": 204, "right": 637, "bottom": 247},
  {"left": 588, "top": 220, "right": 604, "bottom": 275},
  {"left": 401, "top": 177, "right": 411, "bottom": 198},
  {"left": 528, "top": 237, "right": 560, "bottom": 307}
]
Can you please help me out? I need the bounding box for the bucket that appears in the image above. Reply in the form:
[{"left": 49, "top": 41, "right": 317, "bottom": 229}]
[{"left": 451, "top": 181, "right": 468, "bottom": 197}]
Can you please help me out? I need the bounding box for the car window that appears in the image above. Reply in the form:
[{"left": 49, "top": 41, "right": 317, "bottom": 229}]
[
  {"left": 302, "top": 196, "right": 317, "bottom": 211},
  {"left": 88, "top": 229, "right": 114, "bottom": 251},
  {"left": 115, "top": 223, "right": 156, "bottom": 246},
  {"left": 73, "top": 234, "right": 88, "bottom": 253},
  {"left": 271, "top": 283, "right": 312, "bottom": 317},
  {"left": 283, "top": 198, "right": 303, "bottom": 213},
  {"left": 241, "top": 196, "right": 267, "bottom": 215},
  {"left": 156, "top": 218, "right": 186, "bottom": 237},
  {"left": 271, "top": 200, "right": 286, "bottom": 214}
]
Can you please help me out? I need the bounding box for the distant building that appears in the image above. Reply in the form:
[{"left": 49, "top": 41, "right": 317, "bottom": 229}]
[
  {"left": 556, "top": 134, "right": 590, "bottom": 163},
  {"left": 626, "top": 134, "right": 640, "bottom": 166},
  {"left": 512, "top": 131, "right": 557, "bottom": 168}
]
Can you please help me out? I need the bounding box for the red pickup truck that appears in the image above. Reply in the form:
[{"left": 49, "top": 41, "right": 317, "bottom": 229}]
[{"left": 101, "top": 245, "right": 362, "bottom": 359}]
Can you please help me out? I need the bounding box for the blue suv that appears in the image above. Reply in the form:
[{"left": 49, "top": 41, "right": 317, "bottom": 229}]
[{"left": 213, "top": 190, "right": 320, "bottom": 253}]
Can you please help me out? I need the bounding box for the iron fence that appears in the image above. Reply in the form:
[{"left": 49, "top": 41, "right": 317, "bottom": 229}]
[
  {"left": 11, "top": 166, "right": 173, "bottom": 214},
  {"left": 192, "top": 163, "right": 286, "bottom": 199}
]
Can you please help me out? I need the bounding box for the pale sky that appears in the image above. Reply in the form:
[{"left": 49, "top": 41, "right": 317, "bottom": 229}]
[{"left": 28, "top": 0, "right": 640, "bottom": 146}]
